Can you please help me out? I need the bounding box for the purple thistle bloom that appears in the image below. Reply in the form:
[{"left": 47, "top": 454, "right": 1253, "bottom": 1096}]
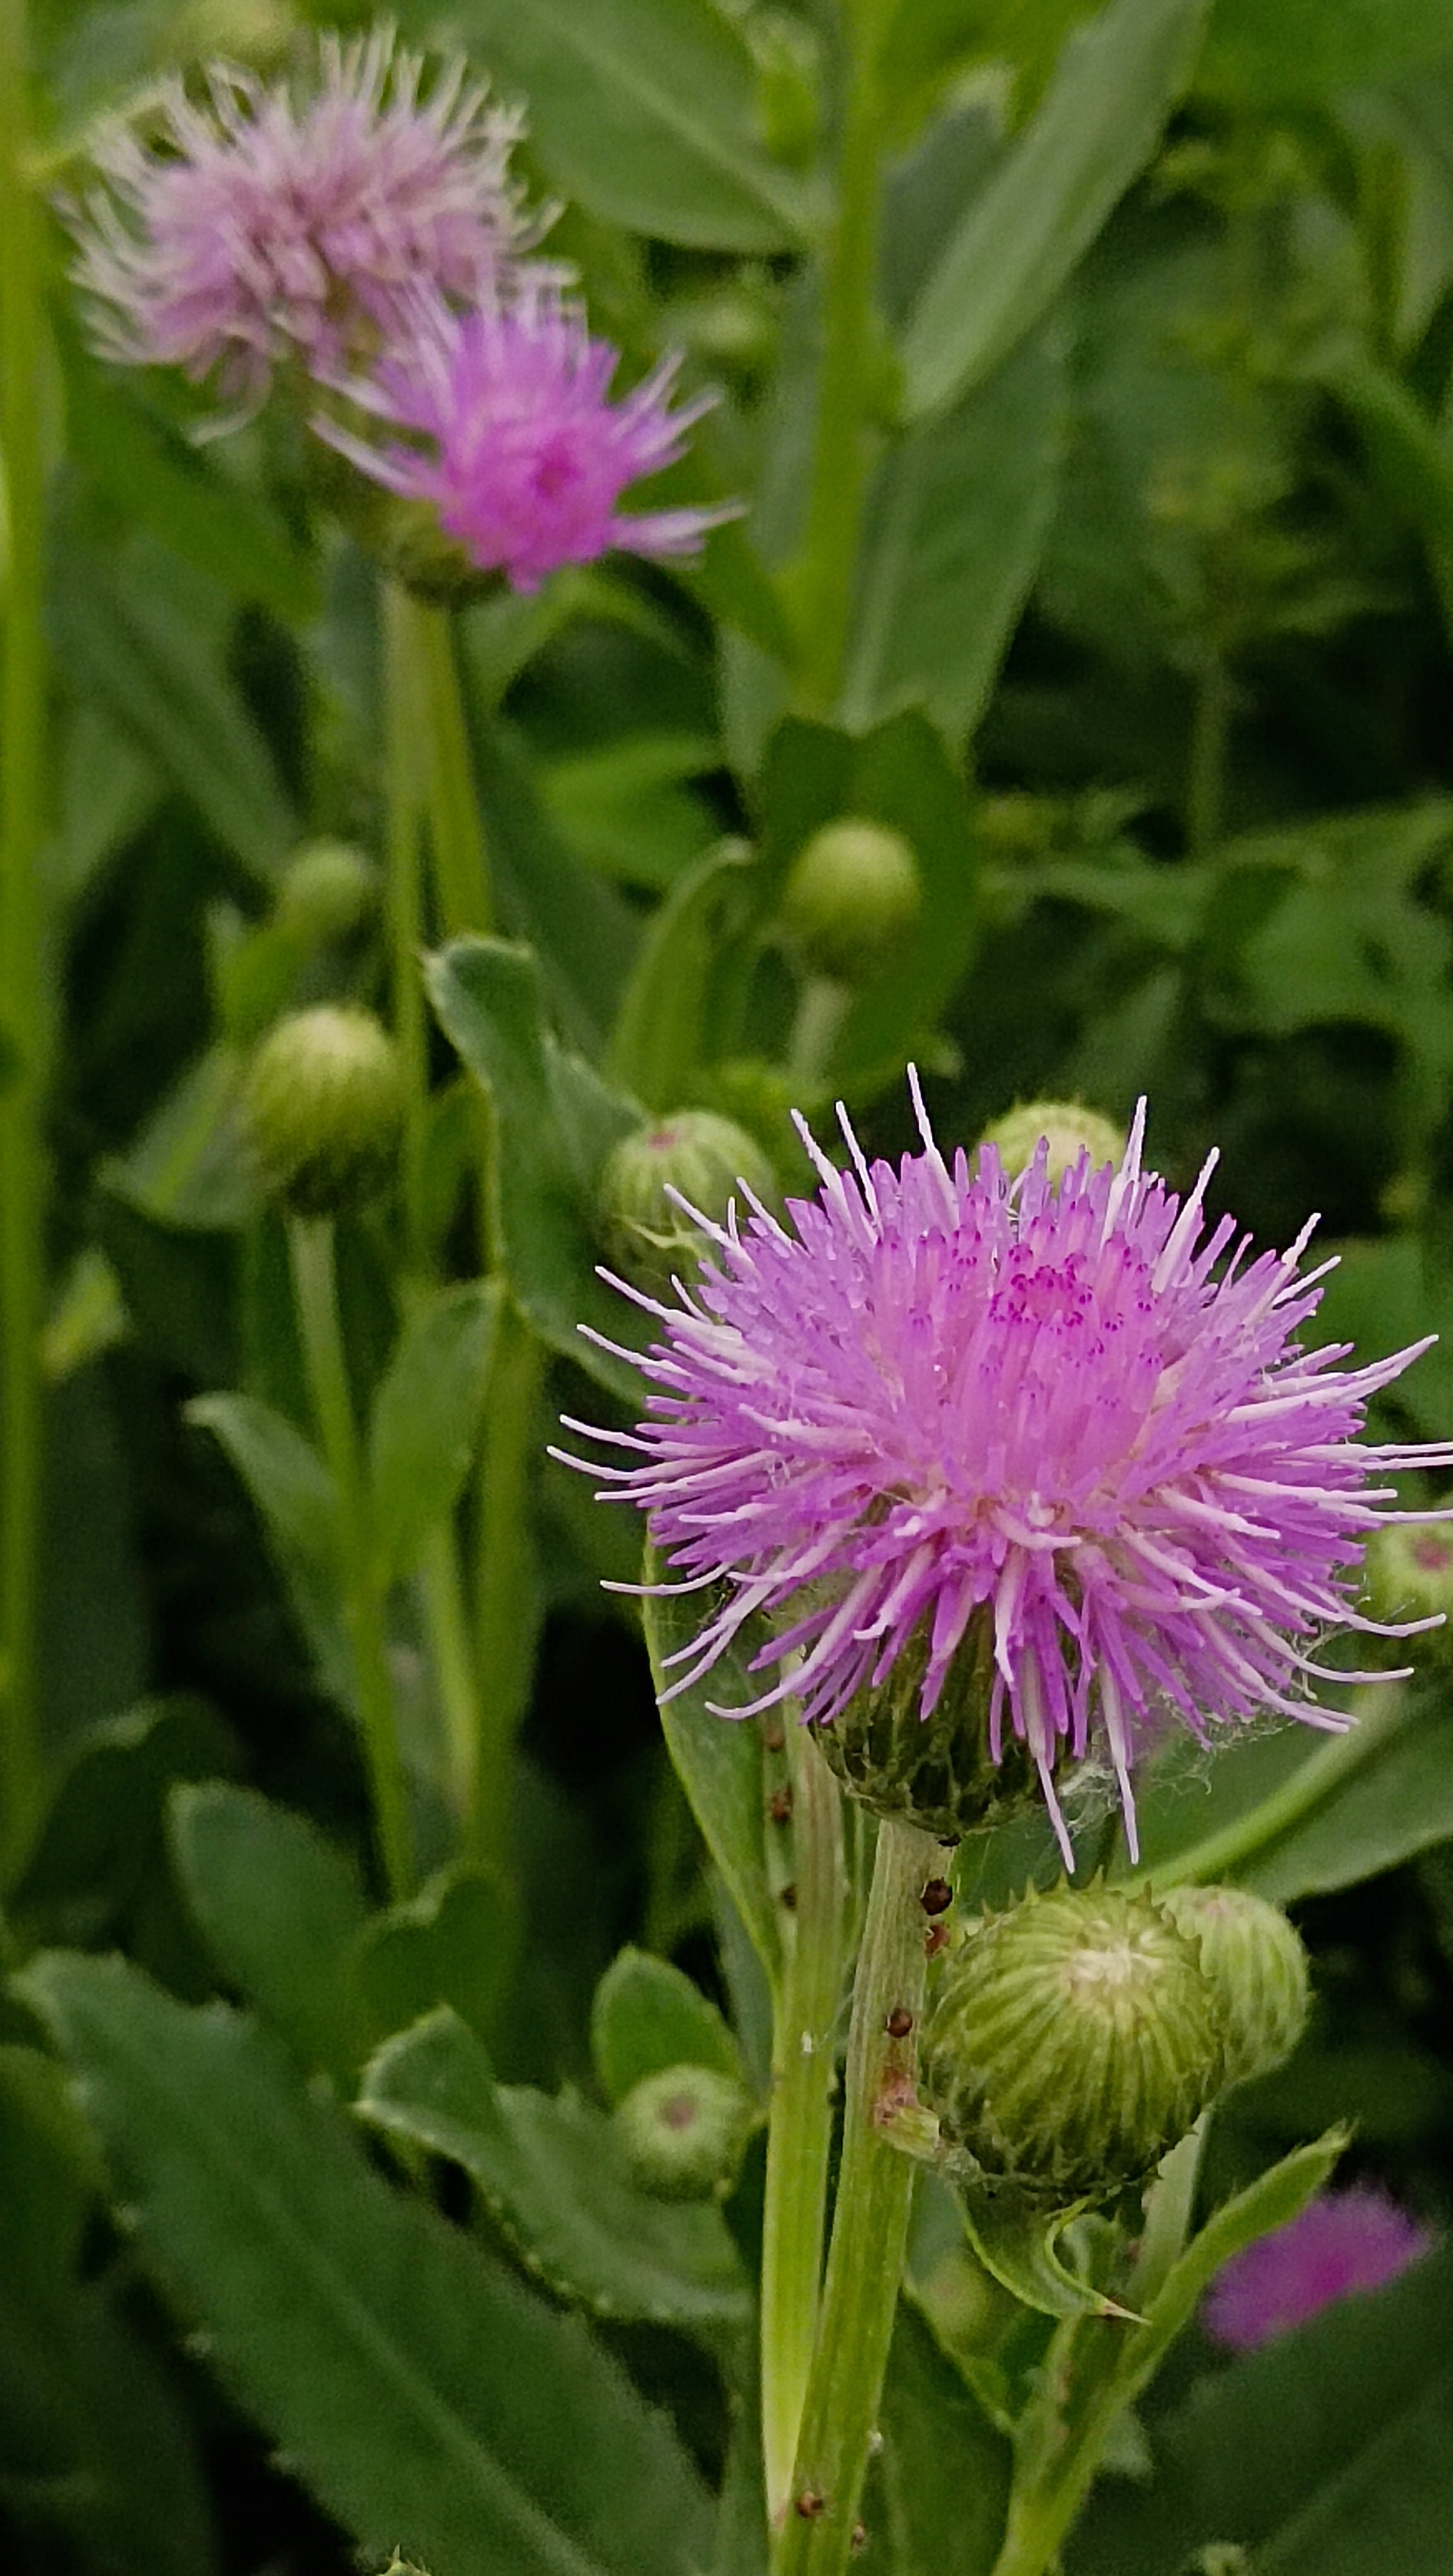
[
  {"left": 66, "top": 26, "right": 531, "bottom": 413},
  {"left": 561, "top": 1077, "right": 1453, "bottom": 1863},
  {"left": 319, "top": 278, "right": 736, "bottom": 591},
  {"left": 1204, "top": 2185, "right": 1434, "bottom": 2349}
]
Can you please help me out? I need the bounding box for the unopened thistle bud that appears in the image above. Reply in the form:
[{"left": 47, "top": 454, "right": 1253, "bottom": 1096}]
[
  {"left": 1158, "top": 1884, "right": 1309, "bottom": 2090},
  {"left": 245, "top": 1005, "right": 403, "bottom": 1218},
  {"left": 980, "top": 1099, "right": 1127, "bottom": 1187},
  {"left": 383, "top": 497, "right": 502, "bottom": 605},
  {"left": 921, "top": 1882, "right": 1226, "bottom": 2211},
  {"left": 614, "top": 2063, "right": 754, "bottom": 2201},
  {"left": 597, "top": 1110, "right": 777, "bottom": 1296},
  {"left": 817, "top": 1615, "right": 1041, "bottom": 1842},
  {"left": 275, "top": 840, "right": 377, "bottom": 947},
  {"left": 778, "top": 820, "right": 921, "bottom": 985},
  {"left": 1362, "top": 1522, "right": 1453, "bottom": 1656}
]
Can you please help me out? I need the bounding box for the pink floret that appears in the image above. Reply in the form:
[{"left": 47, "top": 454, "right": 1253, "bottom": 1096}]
[
  {"left": 561, "top": 1075, "right": 1453, "bottom": 1863},
  {"left": 1204, "top": 2185, "right": 1434, "bottom": 2349}
]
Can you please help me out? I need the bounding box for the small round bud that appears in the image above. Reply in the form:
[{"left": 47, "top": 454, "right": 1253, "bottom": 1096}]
[
  {"left": 817, "top": 1616, "right": 1041, "bottom": 1842},
  {"left": 596, "top": 1110, "right": 778, "bottom": 1296},
  {"left": 980, "top": 1100, "right": 1127, "bottom": 1188},
  {"left": 1362, "top": 1522, "right": 1453, "bottom": 1655},
  {"left": 614, "top": 2063, "right": 754, "bottom": 2201},
  {"left": 1157, "top": 1884, "right": 1309, "bottom": 2090},
  {"left": 921, "top": 1882, "right": 1226, "bottom": 2210},
  {"left": 244, "top": 1006, "right": 403, "bottom": 1219},
  {"left": 778, "top": 820, "right": 922, "bottom": 985},
  {"left": 276, "top": 840, "right": 377, "bottom": 947}
]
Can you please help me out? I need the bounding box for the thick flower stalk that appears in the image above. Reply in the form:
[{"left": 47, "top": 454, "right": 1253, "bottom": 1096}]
[
  {"left": 1204, "top": 2184, "right": 1434, "bottom": 2347},
  {"left": 321, "top": 278, "right": 734, "bottom": 591},
  {"left": 66, "top": 25, "right": 531, "bottom": 411},
  {"left": 565, "top": 1077, "right": 1452, "bottom": 1862}
]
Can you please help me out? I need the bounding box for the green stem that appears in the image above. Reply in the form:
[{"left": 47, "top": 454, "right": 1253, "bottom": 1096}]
[
  {"left": 790, "top": 11, "right": 884, "bottom": 715},
  {"left": 774, "top": 1815, "right": 940, "bottom": 2575},
  {"left": 0, "top": 0, "right": 49, "bottom": 1868},
  {"left": 1185, "top": 652, "right": 1231, "bottom": 860},
  {"left": 383, "top": 578, "right": 430, "bottom": 1273},
  {"left": 469, "top": 1299, "right": 543, "bottom": 1874},
  {"left": 1139, "top": 1680, "right": 1405, "bottom": 1894},
  {"left": 411, "top": 597, "right": 491, "bottom": 940},
  {"left": 289, "top": 1217, "right": 411, "bottom": 1900},
  {"left": 761, "top": 1725, "right": 846, "bottom": 2526}
]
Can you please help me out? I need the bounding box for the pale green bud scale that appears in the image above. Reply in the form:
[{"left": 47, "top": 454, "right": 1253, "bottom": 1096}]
[{"left": 1157, "top": 1883, "right": 1309, "bottom": 2090}]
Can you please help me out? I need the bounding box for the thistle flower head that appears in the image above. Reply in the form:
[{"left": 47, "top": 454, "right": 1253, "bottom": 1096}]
[
  {"left": 320, "top": 276, "right": 735, "bottom": 591},
  {"left": 67, "top": 26, "right": 531, "bottom": 413},
  {"left": 562, "top": 1077, "right": 1453, "bottom": 1863},
  {"left": 1203, "top": 2184, "right": 1434, "bottom": 2349}
]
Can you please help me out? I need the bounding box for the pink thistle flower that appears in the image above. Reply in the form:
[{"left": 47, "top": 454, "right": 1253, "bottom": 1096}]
[
  {"left": 560, "top": 1077, "right": 1453, "bottom": 1864},
  {"left": 319, "top": 278, "right": 736, "bottom": 591},
  {"left": 1203, "top": 2185, "right": 1434, "bottom": 2349},
  {"left": 66, "top": 26, "right": 533, "bottom": 413}
]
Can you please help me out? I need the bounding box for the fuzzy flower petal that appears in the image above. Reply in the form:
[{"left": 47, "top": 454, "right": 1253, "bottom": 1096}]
[
  {"left": 66, "top": 26, "right": 532, "bottom": 412},
  {"left": 1203, "top": 2185, "right": 1434, "bottom": 2349},
  {"left": 564, "top": 1078, "right": 1453, "bottom": 1862},
  {"left": 320, "top": 277, "right": 737, "bottom": 591}
]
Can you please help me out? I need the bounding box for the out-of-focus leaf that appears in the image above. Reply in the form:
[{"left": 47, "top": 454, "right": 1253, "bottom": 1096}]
[
  {"left": 95, "top": 1187, "right": 239, "bottom": 1385},
  {"left": 103, "top": 1044, "right": 255, "bottom": 1231},
  {"left": 839, "top": 325, "right": 1063, "bottom": 744},
  {"left": 1199, "top": 0, "right": 1453, "bottom": 104},
  {"left": 357, "top": 1866, "right": 520, "bottom": 2049},
  {"left": 542, "top": 733, "right": 723, "bottom": 891},
  {"left": 1240, "top": 1689, "right": 1453, "bottom": 1905},
  {"left": 426, "top": 938, "right": 645, "bottom": 1398},
  {"left": 417, "top": 0, "right": 821, "bottom": 249},
  {"left": 185, "top": 1393, "right": 350, "bottom": 1705},
  {"left": 368, "top": 1283, "right": 503, "bottom": 1585},
  {"left": 870, "top": 2300, "right": 1012, "bottom": 2574},
  {"left": 1070, "top": 2229, "right": 1453, "bottom": 2575},
  {"left": 606, "top": 840, "right": 757, "bottom": 1108},
  {"left": 360, "top": 2007, "right": 752, "bottom": 2336},
  {"left": 472, "top": 715, "right": 641, "bottom": 1059},
  {"left": 46, "top": 697, "right": 161, "bottom": 908},
  {"left": 591, "top": 1946, "right": 745, "bottom": 2104},
  {"left": 52, "top": 517, "right": 296, "bottom": 880},
  {"left": 876, "top": 0, "right": 1096, "bottom": 138},
  {"left": 900, "top": 0, "right": 1210, "bottom": 421},
  {"left": 643, "top": 1546, "right": 781, "bottom": 1993},
  {"left": 11, "top": 1697, "right": 236, "bottom": 1951},
  {"left": 41, "top": 1246, "right": 129, "bottom": 1382},
  {"left": 40, "top": 1364, "right": 150, "bottom": 1745},
  {"left": 169, "top": 1783, "right": 372, "bottom": 2083},
  {"left": 22, "top": 1953, "right": 715, "bottom": 2576}
]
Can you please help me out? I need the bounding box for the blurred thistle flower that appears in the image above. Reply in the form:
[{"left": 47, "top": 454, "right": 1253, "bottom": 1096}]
[
  {"left": 319, "top": 276, "right": 736, "bottom": 591},
  {"left": 65, "top": 25, "right": 533, "bottom": 415},
  {"left": 1203, "top": 2185, "right": 1434, "bottom": 2349},
  {"left": 560, "top": 1077, "right": 1453, "bottom": 1864}
]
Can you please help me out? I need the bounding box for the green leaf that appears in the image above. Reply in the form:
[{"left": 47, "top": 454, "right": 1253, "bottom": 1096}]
[
  {"left": 1072, "top": 2167, "right": 1452, "bottom": 2576},
  {"left": 839, "top": 325, "right": 1063, "bottom": 746},
  {"left": 360, "top": 2007, "right": 752, "bottom": 2337},
  {"left": 954, "top": 2181, "right": 1138, "bottom": 2322},
  {"left": 542, "top": 733, "right": 723, "bottom": 893},
  {"left": 168, "top": 1783, "right": 372, "bottom": 2083},
  {"left": 12, "top": 1697, "right": 236, "bottom": 1953},
  {"left": 900, "top": 0, "right": 1210, "bottom": 422},
  {"left": 185, "top": 1393, "right": 350, "bottom": 1705},
  {"left": 426, "top": 938, "right": 645, "bottom": 1399},
  {"left": 369, "top": 1283, "right": 504, "bottom": 1584},
  {"left": 1240, "top": 1689, "right": 1453, "bottom": 1906},
  {"left": 871, "top": 2300, "right": 1012, "bottom": 2575},
  {"left": 1199, "top": 0, "right": 1453, "bottom": 104},
  {"left": 642, "top": 1544, "right": 781, "bottom": 1992},
  {"left": 474, "top": 716, "right": 642, "bottom": 1060},
  {"left": 605, "top": 840, "right": 758, "bottom": 1109},
  {"left": 417, "top": 0, "right": 821, "bottom": 249},
  {"left": 591, "top": 1947, "right": 745, "bottom": 2104},
  {"left": 357, "top": 1866, "right": 521, "bottom": 2049},
  {"left": 22, "top": 1953, "right": 714, "bottom": 2576},
  {"left": 103, "top": 1043, "right": 255, "bottom": 1231}
]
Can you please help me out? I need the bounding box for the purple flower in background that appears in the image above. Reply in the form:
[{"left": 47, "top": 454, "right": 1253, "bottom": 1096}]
[
  {"left": 564, "top": 1078, "right": 1453, "bottom": 1862},
  {"left": 321, "top": 278, "right": 734, "bottom": 591},
  {"left": 67, "top": 26, "right": 531, "bottom": 412},
  {"left": 1204, "top": 2186, "right": 1434, "bottom": 2349}
]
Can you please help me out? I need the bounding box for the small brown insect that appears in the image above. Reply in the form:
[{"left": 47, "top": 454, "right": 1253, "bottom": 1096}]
[
  {"left": 850, "top": 2524, "right": 868, "bottom": 2555},
  {"left": 781, "top": 1882, "right": 797, "bottom": 1910},
  {"left": 768, "top": 1784, "right": 793, "bottom": 1824},
  {"left": 795, "top": 2491, "right": 825, "bottom": 2521},
  {"left": 763, "top": 1721, "right": 786, "bottom": 1753},
  {"left": 920, "top": 1877, "right": 953, "bottom": 1917},
  {"left": 885, "top": 2005, "right": 914, "bottom": 2040},
  {"left": 925, "top": 1922, "right": 949, "bottom": 1958}
]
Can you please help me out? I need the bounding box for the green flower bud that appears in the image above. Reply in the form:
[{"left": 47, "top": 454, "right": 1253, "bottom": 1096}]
[
  {"left": 980, "top": 1099, "right": 1127, "bottom": 1187},
  {"left": 1362, "top": 1522, "right": 1453, "bottom": 1656},
  {"left": 817, "top": 1614, "right": 1041, "bottom": 1842},
  {"left": 614, "top": 2063, "right": 754, "bottom": 2201},
  {"left": 922, "top": 1882, "right": 1226, "bottom": 2211},
  {"left": 276, "top": 840, "right": 377, "bottom": 947},
  {"left": 1157, "top": 1884, "right": 1309, "bottom": 2090},
  {"left": 244, "top": 1005, "right": 403, "bottom": 1219},
  {"left": 384, "top": 499, "right": 502, "bottom": 605},
  {"left": 778, "top": 820, "right": 922, "bottom": 985},
  {"left": 596, "top": 1110, "right": 778, "bottom": 1296}
]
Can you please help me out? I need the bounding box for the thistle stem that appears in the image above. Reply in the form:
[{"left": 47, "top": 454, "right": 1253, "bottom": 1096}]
[
  {"left": 383, "top": 578, "right": 430, "bottom": 1273},
  {"left": 774, "top": 1815, "right": 940, "bottom": 2575},
  {"left": 411, "top": 598, "right": 492, "bottom": 939},
  {"left": 761, "top": 1725, "right": 846, "bottom": 2526},
  {"left": 468, "top": 1298, "right": 543, "bottom": 1875},
  {"left": 289, "top": 1216, "right": 410, "bottom": 1900},
  {"left": 0, "top": 0, "right": 49, "bottom": 1869}
]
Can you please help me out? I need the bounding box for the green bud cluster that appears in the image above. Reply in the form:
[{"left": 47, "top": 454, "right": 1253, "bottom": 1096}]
[
  {"left": 244, "top": 1005, "right": 403, "bottom": 1219},
  {"left": 979, "top": 1099, "right": 1127, "bottom": 1187},
  {"left": 614, "top": 2063, "right": 754, "bottom": 2201},
  {"left": 777, "top": 819, "right": 922, "bottom": 985},
  {"left": 1158, "top": 1882, "right": 1309, "bottom": 2090},
  {"left": 596, "top": 1110, "right": 777, "bottom": 1296},
  {"left": 921, "top": 1883, "right": 1226, "bottom": 2210}
]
